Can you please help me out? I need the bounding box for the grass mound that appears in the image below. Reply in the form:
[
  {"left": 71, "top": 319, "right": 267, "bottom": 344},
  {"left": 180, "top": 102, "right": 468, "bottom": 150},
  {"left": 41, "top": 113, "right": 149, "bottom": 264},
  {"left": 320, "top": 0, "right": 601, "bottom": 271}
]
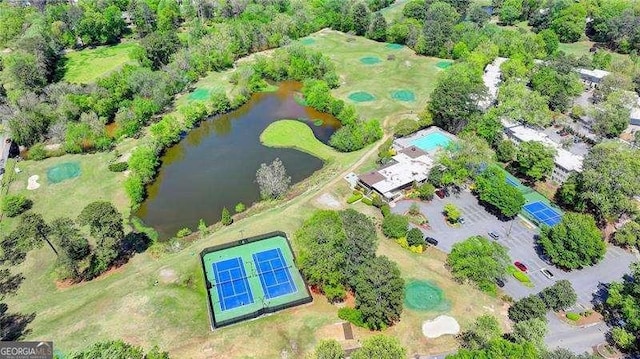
[
  {"left": 391, "top": 90, "right": 416, "bottom": 102},
  {"left": 386, "top": 43, "right": 404, "bottom": 50},
  {"left": 360, "top": 56, "right": 382, "bottom": 65},
  {"left": 404, "top": 279, "right": 451, "bottom": 311},
  {"left": 47, "top": 162, "right": 81, "bottom": 184},
  {"left": 260, "top": 119, "right": 336, "bottom": 161},
  {"left": 188, "top": 88, "right": 210, "bottom": 101},
  {"left": 348, "top": 91, "right": 375, "bottom": 102},
  {"left": 300, "top": 38, "right": 316, "bottom": 46},
  {"left": 436, "top": 61, "right": 453, "bottom": 69}
]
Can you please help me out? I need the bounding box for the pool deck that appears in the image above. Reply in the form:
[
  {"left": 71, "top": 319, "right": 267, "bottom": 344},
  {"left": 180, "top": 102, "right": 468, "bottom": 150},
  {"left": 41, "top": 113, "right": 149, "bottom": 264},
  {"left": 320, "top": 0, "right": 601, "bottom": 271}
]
[{"left": 393, "top": 127, "right": 457, "bottom": 156}]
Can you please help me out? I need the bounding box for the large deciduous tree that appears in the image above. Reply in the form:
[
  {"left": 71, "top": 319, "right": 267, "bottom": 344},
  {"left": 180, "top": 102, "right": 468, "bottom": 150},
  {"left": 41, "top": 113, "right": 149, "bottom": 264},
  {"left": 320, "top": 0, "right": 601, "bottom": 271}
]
[
  {"left": 539, "top": 212, "right": 605, "bottom": 269},
  {"left": 421, "top": 2, "right": 460, "bottom": 57},
  {"left": 350, "top": 2, "right": 371, "bottom": 36},
  {"left": 353, "top": 256, "right": 404, "bottom": 329},
  {"left": 256, "top": 158, "right": 291, "bottom": 199},
  {"left": 475, "top": 165, "right": 525, "bottom": 218},
  {"left": 581, "top": 142, "right": 640, "bottom": 222},
  {"left": 508, "top": 294, "right": 547, "bottom": 322},
  {"left": 367, "top": 12, "right": 387, "bottom": 41},
  {"left": 496, "top": 81, "right": 552, "bottom": 128},
  {"left": 591, "top": 91, "right": 631, "bottom": 139},
  {"left": 429, "top": 64, "right": 486, "bottom": 133},
  {"left": 515, "top": 141, "right": 556, "bottom": 181},
  {"left": 351, "top": 335, "right": 406, "bottom": 359},
  {"left": 447, "top": 236, "right": 510, "bottom": 293},
  {"left": 538, "top": 280, "right": 577, "bottom": 311}
]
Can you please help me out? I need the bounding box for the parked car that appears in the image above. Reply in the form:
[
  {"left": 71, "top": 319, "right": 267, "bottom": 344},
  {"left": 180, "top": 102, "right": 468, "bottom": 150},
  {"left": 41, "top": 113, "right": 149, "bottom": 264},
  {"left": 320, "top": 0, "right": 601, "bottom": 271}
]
[
  {"left": 488, "top": 231, "right": 500, "bottom": 240},
  {"left": 424, "top": 237, "right": 438, "bottom": 246},
  {"left": 495, "top": 278, "right": 505, "bottom": 288},
  {"left": 0, "top": 168, "right": 4, "bottom": 176},
  {"left": 541, "top": 268, "right": 554, "bottom": 279},
  {"left": 458, "top": 217, "right": 465, "bottom": 225},
  {"left": 514, "top": 261, "right": 528, "bottom": 272},
  {"left": 435, "top": 188, "right": 446, "bottom": 199}
]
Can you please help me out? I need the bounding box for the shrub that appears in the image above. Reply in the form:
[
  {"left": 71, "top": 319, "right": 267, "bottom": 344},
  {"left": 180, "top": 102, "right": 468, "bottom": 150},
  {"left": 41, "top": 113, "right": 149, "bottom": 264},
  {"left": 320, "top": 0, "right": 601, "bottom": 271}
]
[
  {"left": 124, "top": 174, "right": 146, "bottom": 204},
  {"left": 395, "top": 237, "right": 409, "bottom": 249},
  {"left": 1, "top": 194, "right": 32, "bottom": 217},
  {"left": 198, "top": 219, "right": 209, "bottom": 237},
  {"left": 393, "top": 118, "right": 420, "bottom": 137},
  {"left": 176, "top": 227, "right": 192, "bottom": 238},
  {"left": 235, "top": 202, "right": 246, "bottom": 213},
  {"left": 347, "top": 192, "right": 364, "bottom": 204},
  {"left": 361, "top": 197, "right": 373, "bottom": 206},
  {"left": 338, "top": 307, "right": 366, "bottom": 328},
  {"left": 380, "top": 204, "right": 391, "bottom": 217},
  {"left": 221, "top": 207, "right": 233, "bottom": 226},
  {"left": 417, "top": 182, "right": 435, "bottom": 200},
  {"left": 28, "top": 143, "right": 48, "bottom": 160},
  {"left": 408, "top": 202, "right": 420, "bottom": 216},
  {"left": 371, "top": 194, "right": 385, "bottom": 208},
  {"left": 382, "top": 214, "right": 409, "bottom": 238},
  {"left": 409, "top": 244, "right": 424, "bottom": 254},
  {"left": 565, "top": 312, "right": 580, "bottom": 321},
  {"left": 323, "top": 283, "right": 346, "bottom": 303},
  {"left": 108, "top": 162, "right": 129, "bottom": 172},
  {"left": 406, "top": 228, "right": 423, "bottom": 246},
  {"left": 443, "top": 203, "right": 461, "bottom": 223},
  {"left": 512, "top": 270, "right": 531, "bottom": 284}
]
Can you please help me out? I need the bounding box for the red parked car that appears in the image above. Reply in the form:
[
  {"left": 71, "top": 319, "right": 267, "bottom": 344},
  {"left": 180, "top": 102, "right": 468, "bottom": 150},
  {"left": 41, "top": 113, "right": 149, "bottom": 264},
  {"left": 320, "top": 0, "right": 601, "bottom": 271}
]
[{"left": 514, "top": 261, "right": 528, "bottom": 272}]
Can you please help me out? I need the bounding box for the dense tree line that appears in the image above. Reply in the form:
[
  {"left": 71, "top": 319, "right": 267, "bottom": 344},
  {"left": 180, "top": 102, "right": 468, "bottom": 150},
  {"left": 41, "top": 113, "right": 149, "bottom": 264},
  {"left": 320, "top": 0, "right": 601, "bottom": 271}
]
[
  {"left": 294, "top": 209, "right": 404, "bottom": 330},
  {"left": 604, "top": 262, "right": 640, "bottom": 352},
  {"left": 0, "top": 201, "right": 143, "bottom": 281}
]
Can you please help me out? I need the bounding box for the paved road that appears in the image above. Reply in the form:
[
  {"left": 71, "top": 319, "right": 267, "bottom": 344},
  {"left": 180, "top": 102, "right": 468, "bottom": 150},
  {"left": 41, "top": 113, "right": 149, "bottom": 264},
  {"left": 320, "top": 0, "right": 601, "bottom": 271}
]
[
  {"left": 545, "top": 312, "right": 606, "bottom": 354},
  {"left": 391, "top": 190, "right": 638, "bottom": 354}
]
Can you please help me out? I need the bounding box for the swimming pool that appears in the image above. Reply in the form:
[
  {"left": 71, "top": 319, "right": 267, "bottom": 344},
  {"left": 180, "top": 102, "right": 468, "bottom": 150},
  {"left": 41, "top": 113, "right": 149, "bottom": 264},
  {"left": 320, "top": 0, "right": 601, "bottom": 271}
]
[{"left": 411, "top": 132, "right": 451, "bottom": 152}]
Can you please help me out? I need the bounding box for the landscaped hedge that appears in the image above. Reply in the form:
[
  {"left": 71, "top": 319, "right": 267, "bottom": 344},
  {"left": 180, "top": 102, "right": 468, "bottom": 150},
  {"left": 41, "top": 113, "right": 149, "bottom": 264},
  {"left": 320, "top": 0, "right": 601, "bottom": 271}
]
[
  {"left": 338, "top": 307, "right": 367, "bottom": 328},
  {"left": 108, "top": 162, "right": 128, "bottom": 172},
  {"left": 566, "top": 312, "right": 580, "bottom": 321},
  {"left": 347, "top": 192, "right": 364, "bottom": 204}
]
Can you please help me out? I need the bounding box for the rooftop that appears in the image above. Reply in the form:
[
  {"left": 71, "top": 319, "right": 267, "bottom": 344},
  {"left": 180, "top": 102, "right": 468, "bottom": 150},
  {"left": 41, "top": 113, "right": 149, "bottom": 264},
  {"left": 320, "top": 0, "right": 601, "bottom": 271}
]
[
  {"left": 480, "top": 57, "right": 508, "bottom": 109},
  {"left": 577, "top": 68, "right": 611, "bottom": 81},
  {"left": 502, "top": 120, "right": 584, "bottom": 172}
]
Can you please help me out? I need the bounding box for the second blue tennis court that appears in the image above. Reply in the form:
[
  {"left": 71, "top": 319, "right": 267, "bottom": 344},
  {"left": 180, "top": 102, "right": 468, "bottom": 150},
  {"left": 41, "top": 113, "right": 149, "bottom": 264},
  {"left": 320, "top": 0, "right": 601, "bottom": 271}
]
[
  {"left": 212, "top": 257, "right": 254, "bottom": 311},
  {"left": 524, "top": 201, "right": 562, "bottom": 227},
  {"left": 252, "top": 249, "right": 297, "bottom": 299}
]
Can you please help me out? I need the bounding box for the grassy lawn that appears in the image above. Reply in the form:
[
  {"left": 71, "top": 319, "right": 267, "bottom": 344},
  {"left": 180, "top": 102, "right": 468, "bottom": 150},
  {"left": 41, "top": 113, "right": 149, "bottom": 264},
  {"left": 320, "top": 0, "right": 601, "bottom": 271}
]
[
  {"left": 1, "top": 152, "right": 130, "bottom": 232},
  {"left": 4, "top": 29, "right": 510, "bottom": 357},
  {"left": 62, "top": 42, "right": 140, "bottom": 84},
  {"left": 381, "top": 0, "right": 410, "bottom": 22},
  {"left": 302, "top": 30, "right": 444, "bottom": 122},
  {"left": 260, "top": 120, "right": 338, "bottom": 161}
]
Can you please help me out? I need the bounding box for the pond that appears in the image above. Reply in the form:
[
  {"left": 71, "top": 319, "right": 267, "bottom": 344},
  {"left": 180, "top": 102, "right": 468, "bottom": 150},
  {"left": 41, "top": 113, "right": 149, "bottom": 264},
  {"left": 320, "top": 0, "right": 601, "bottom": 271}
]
[{"left": 135, "top": 81, "right": 341, "bottom": 239}]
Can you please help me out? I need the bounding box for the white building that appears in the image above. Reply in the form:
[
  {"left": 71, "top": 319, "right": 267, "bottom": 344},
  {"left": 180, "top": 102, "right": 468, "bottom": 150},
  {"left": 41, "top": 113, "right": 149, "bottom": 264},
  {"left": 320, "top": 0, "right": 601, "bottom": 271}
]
[
  {"left": 577, "top": 68, "right": 610, "bottom": 87},
  {"left": 479, "top": 57, "right": 508, "bottom": 110},
  {"left": 502, "top": 120, "right": 584, "bottom": 184},
  {"left": 358, "top": 146, "right": 434, "bottom": 201}
]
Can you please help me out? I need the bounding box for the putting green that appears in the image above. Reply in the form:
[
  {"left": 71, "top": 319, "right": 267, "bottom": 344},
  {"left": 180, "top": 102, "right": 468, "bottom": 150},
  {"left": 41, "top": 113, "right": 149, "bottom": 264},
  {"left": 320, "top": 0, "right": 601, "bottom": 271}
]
[
  {"left": 436, "top": 61, "right": 453, "bottom": 69},
  {"left": 348, "top": 91, "right": 375, "bottom": 102},
  {"left": 404, "top": 279, "right": 450, "bottom": 311},
  {"left": 300, "top": 38, "right": 316, "bottom": 46},
  {"left": 360, "top": 56, "right": 382, "bottom": 65},
  {"left": 188, "top": 88, "right": 210, "bottom": 101},
  {"left": 391, "top": 89, "right": 416, "bottom": 102},
  {"left": 47, "top": 162, "right": 81, "bottom": 184},
  {"left": 386, "top": 43, "right": 404, "bottom": 50}
]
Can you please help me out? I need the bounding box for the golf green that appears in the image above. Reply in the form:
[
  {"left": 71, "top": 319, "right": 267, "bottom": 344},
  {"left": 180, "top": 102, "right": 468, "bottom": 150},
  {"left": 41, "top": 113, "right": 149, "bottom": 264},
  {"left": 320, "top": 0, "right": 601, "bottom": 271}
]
[
  {"left": 386, "top": 43, "right": 404, "bottom": 50},
  {"left": 436, "top": 61, "right": 453, "bottom": 69},
  {"left": 404, "top": 279, "right": 450, "bottom": 311},
  {"left": 360, "top": 56, "right": 382, "bottom": 65},
  {"left": 189, "top": 88, "right": 210, "bottom": 101},
  {"left": 391, "top": 89, "right": 416, "bottom": 102},
  {"left": 348, "top": 91, "right": 375, "bottom": 102}
]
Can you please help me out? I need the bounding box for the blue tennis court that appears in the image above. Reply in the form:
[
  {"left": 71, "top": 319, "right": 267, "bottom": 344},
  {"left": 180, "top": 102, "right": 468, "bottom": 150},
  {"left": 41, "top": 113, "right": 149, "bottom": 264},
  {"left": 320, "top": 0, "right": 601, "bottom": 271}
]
[
  {"left": 212, "top": 257, "right": 254, "bottom": 311},
  {"left": 505, "top": 176, "right": 519, "bottom": 187},
  {"left": 524, "top": 201, "right": 562, "bottom": 226},
  {"left": 252, "top": 249, "right": 297, "bottom": 299}
]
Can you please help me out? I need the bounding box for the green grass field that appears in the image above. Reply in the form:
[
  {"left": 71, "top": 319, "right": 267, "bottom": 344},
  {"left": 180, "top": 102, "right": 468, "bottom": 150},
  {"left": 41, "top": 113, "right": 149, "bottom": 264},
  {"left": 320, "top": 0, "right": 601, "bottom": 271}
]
[
  {"left": 260, "top": 120, "right": 338, "bottom": 161},
  {"left": 4, "top": 29, "right": 509, "bottom": 358},
  {"left": 302, "top": 30, "right": 444, "bottom": 122},
  {"left": 62, "top": 42, "right": 140, "bottom": 84}
]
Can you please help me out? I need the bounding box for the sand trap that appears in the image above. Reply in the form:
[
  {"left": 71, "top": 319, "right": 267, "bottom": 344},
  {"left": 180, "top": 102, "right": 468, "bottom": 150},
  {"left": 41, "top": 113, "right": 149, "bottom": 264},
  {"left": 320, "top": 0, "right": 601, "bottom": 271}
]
[
  {"left": 422, "top": 315, "right": 460, "bottom": 339},
  {"left": 317, "top": 193, "right": 341, "bottom": 209},
  {"left": 27, "top": 175, "right": 40, "bottom": 190},
  {"left": 159, "top": 268, "right": 178, "bottom": 284}
]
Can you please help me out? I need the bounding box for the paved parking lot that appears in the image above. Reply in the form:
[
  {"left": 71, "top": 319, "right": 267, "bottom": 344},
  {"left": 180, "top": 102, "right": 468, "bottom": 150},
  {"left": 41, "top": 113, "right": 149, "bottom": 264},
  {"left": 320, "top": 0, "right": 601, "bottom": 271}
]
[{"left": 392, "top": 190, "right": 638, "bottom": 353}]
